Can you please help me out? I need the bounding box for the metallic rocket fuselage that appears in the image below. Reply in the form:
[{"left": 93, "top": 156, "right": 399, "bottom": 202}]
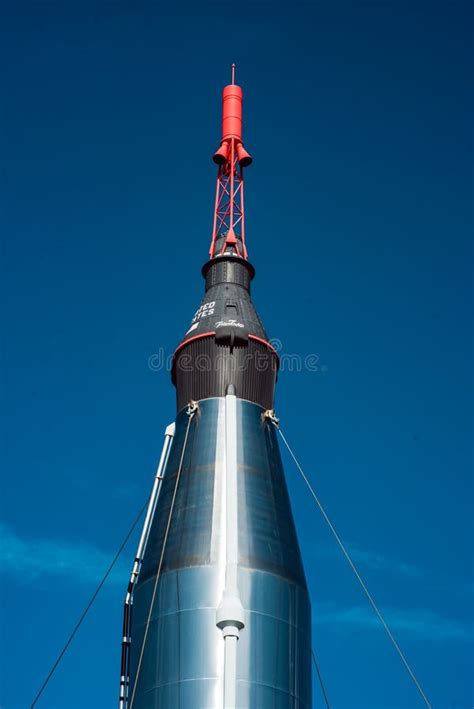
[{"left": 123, "top": 75, "right": 312, "bottom": 708}]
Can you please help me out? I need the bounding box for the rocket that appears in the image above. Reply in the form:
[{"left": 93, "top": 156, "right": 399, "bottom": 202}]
[{"left": 119, "top": 67, "right": 312, "bottom": 709}]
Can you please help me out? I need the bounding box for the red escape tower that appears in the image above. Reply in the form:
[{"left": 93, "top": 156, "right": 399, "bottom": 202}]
[{"left": 209, "top": 64, "right": 252, "bottom": 259}]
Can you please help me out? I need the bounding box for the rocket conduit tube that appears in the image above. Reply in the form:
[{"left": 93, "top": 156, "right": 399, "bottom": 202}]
[
  {"left": 120, "top": 423, "right": 175, "bottom": 709},
  {"left": 216, "top": 387, "right": 245, "bottom": 708},
  {"left": 121, "top": 70, "right": 312, "bottom": 708}
]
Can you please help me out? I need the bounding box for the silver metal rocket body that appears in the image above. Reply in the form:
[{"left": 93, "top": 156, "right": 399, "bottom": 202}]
[
  {"left": 125, "top": 253, "right": 312, "bottom": 707},
  {"left": 128, "top": 397, "right": 311, "bottom": 708}
]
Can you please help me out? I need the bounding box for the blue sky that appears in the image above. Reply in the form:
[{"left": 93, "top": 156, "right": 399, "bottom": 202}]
[{"left": 1, "top": 1, "right": 472, "bottom": 707}]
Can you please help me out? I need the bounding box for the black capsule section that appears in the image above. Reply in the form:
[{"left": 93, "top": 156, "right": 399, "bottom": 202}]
[{"left": 172, "top": 255, "right": 279, "bottom": 411}]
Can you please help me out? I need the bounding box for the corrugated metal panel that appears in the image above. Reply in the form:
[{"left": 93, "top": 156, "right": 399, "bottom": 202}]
[{"left": 174, "top": 337, "right": 278, "bottom": 411}]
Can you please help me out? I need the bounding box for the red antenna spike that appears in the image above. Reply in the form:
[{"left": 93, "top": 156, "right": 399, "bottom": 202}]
[{"left": 209, "top": 70, "right": 252, "bottom": 260}]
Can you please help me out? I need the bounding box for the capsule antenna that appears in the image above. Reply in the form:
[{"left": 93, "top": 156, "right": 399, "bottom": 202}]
[{"left": 231, "top": 63, "right": 236, "bottom": 85}]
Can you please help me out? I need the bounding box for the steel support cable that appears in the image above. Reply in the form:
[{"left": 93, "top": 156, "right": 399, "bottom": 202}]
[
  {"left": 275, "top": 425, "right": 432, "bottom": 709},
  {"left": 129, "top": 407, "right": 196, "bottom": 709},
  {"left": 312, "top": 648, "right": 330, "bottom": 709},
  {"left": 30, "top": 502, "right": 148, "bottom": 709}
]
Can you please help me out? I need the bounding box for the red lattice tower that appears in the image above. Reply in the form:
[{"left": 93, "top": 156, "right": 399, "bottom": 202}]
[{"left": 209, "top": 65, "right": 252, "bottom": 259}]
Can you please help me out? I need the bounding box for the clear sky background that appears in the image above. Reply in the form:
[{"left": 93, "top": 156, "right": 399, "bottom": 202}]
[{"left": 1, "top": 1, "right": 472, "bottom": 708}]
